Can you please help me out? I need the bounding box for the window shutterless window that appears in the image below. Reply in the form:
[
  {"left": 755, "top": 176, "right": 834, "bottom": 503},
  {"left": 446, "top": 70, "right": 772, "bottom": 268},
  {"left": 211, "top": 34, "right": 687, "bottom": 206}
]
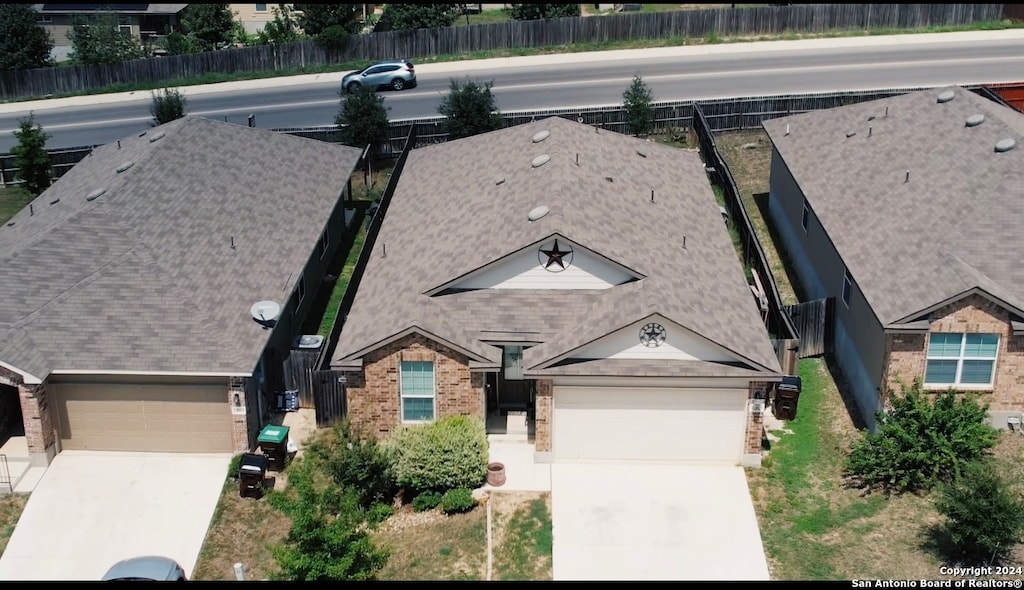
[
  {"left": 842, "top": 269, "right": 852, "bottom": 307},
  {"left": 255, "top": 4, "right": 269, "bottom": 12},
  {"left": 297, "top": 277, "right": 305, "bottom": 306},
  {"left": 319, "top": 230, "right": 329, "bottom": 259},
  {"left": 400, "top": 361, "right": 435, "bottom": 422},
  {"left": 801, "top": 200, "right": 809, "bottom": 231},
  {"left": 925, "top": 332, "right": 999, "bottom": 387}
]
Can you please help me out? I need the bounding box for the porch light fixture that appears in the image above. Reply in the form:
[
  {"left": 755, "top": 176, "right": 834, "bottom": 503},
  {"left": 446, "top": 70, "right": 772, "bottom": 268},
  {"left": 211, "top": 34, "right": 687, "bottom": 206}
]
[{"left": 233, "top": 393, "right": 241, "bottom": 407}]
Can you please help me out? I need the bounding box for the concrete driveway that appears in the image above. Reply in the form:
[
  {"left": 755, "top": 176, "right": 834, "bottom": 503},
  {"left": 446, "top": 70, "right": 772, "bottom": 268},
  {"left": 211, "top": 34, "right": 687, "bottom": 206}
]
[
  {"left": 0, "top": 451, "right": 230, "bottom": 581},
  {"left": 551, "top": 463, "right": 770, "bottom": 581}
]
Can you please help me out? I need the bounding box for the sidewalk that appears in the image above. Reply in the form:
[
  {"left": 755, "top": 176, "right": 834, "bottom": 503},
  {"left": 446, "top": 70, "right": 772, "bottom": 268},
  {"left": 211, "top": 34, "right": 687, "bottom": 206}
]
[{"left": 2, "top": 29, "right": 1023, "bottom": 115}]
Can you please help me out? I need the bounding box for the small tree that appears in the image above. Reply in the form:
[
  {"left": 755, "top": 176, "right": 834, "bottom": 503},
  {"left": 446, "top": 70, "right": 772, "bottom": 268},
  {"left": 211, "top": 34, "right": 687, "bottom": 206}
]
[
  {"left": 844, "top": 379, "right": 999, "bottom": 494},
  {"left": 309, "top": 420, "right": 396, "bottom": 510},
  {"left": 180, "top": 3, "right": 234, "bottom": 51},
  {"left": 438, "top": 78, "right": 503, "bottom": 140},
  {"left": 335, "top": 85, "right": 390, "bottom": 155},
  {"left": 295, "top": 4, "right": 362, "bottom": 50},
  {"left": 506, "top": 4, "right": 581, "bottom": 20},
  {"left": 11, "top": 113, "right": 52, "bottom": 196},
  {"left": 257, "top": 5, "right": 303, "bottom": 44},
  {"left": 375, "top": 4, "right": 458, "bottom": 31},
  {"left": 150, "top": 88, "right": 188, "bottom": 126},
  {"left": 936, "top": 460, "right": 1024, "bottom": 564},
  {"left": 68, "top": 11, "right": 146, "bottom": 65},
  {"left": 623, "top": 75, "right": 655, "bottom": 137},
  {"left": 0, "top": 4, "right": 54, "bottom": 70}
]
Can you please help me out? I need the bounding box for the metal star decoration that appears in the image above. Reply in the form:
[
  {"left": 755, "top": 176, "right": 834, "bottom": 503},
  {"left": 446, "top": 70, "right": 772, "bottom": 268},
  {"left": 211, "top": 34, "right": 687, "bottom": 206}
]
[{"left": 540, "top": 239, "right": 572, "bottom": 271}]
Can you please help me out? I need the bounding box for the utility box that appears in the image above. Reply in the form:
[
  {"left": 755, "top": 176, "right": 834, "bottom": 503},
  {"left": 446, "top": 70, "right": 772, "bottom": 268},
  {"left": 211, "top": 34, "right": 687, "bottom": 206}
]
[
  {"left": 257, "top": 425, "right": 290, "bottom": 471},
  {"left": 773, "top": 375, "right": 802, "bottom": 421}
]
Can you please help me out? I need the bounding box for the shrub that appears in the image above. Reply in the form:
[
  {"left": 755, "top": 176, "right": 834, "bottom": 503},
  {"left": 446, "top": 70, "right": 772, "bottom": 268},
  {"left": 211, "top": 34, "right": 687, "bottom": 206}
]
[
  {"left": 389, "top": 415, "right": 488, "bottom": 493},
  {"left": 936, "top": 460, "right": 1024, "bottom": 564},
  {"left": 412, "top": 491, "right": 443, "bottom": 512},
  {"left": 150, "top": 87, "right": 188, "bottom": 126},
  {"left": 440, "top": 488, "right": 476, "bottom": 515},
  {"left": 845, "top": 379, "right": 998, "bottom": 494},
  {"left": 227, "top": 453, "right": 243, "bottom": 480},
  {"left": 367, "top": 502, "right": 395, "bottom": 527},
  {"left": 311, "top": 420, "right": 396, "bottom": 509}
]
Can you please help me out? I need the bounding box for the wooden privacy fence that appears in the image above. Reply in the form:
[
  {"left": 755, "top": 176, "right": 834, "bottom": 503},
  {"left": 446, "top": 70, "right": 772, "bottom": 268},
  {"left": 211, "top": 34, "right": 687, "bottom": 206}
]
[
  {"left": 785, "top": 298, "right": 835, "bottom": 359},
  {"left": 311, "top": 370, "right": 347, "bottom": 428},
  {"left": 282, "top": 348, "right": 319, "bottom": 408},
  {"left": 0, "top": 4, "right": 1003, "bottom": 100}
]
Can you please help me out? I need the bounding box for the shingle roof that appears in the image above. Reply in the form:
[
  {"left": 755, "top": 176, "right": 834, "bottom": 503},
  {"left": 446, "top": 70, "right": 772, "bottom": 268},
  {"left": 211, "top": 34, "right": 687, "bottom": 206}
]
[
  {"left": 763, "top": 86, "right": 1024, "bottom": 325},
  {"left": 0, "top": 117, "right": 362, "bottom": 380},
  {"left": 35, "top": 4, "right": 188, "bottom": 15},
  {"left": 333, "top": 117, "right": 781, "bottom": 375}
]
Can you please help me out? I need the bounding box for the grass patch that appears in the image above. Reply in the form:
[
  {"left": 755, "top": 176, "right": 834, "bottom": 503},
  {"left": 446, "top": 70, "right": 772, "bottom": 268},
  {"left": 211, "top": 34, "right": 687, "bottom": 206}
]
[
  {"left": 0, "top": 494, "right": 28, "bottom": 558},
  {"left": 315, "top": 224, "right": 366, "bottom": 337},
  {"left": 453, "top": 9, "right": 511, "bottom": 27},
  {"left": 372, "top": 508, "right": 487, "bottom": 580},
  {"left": 492, "top": 493, "right": 553, "bottom": 581},
  {"left": 0, "top": 187, "right": 33, "bottom": 225}
]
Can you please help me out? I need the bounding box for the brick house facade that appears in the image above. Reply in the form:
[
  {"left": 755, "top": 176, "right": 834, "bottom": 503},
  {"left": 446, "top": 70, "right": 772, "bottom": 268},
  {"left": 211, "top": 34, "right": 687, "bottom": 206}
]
[{"left": 884, "top": 293, "right": 1024, "bottom": 413}]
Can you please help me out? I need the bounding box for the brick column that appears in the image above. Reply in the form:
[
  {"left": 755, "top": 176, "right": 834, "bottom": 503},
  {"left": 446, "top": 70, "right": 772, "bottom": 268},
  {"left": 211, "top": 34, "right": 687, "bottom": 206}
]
[
  {"left": 742, "top": 381, "right": 770, "bottom": 468},
  {"left": 19, "top": 382, "right": 58, "bottom": 466},
  {"left": 534, "top": 379, "right": 553, "bottom": 455},
  {"left": 228, "top": 377, "right": 250, "bottom": 453}
]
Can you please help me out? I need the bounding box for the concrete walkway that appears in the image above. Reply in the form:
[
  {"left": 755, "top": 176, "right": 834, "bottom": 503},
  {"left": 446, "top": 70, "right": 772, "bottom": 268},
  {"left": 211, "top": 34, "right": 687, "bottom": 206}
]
[{"left": 2, "top": 29, "right": 1022, "bottom": 115}]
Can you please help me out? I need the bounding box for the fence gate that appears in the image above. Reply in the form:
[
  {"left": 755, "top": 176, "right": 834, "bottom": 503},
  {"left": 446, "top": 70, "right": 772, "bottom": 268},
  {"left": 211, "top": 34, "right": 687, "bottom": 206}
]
[
  {"left": 311, "top": 370, "right": 347, "bottom": 428},
  {"left": 784, "top": 298, "right": 834, "bottom": 358},
  {"left": 282, "top": 349, "right": 319, "bottom": 408}
]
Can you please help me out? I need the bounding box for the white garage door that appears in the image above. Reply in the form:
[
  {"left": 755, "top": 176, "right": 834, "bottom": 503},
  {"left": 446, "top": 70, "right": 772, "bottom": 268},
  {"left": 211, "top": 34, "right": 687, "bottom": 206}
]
[
  {"left": 51, "top": 382, "right": 234, "bottom": 453},
  {"left": 553, "top": 386, "right": 747, "bottom": 463}
]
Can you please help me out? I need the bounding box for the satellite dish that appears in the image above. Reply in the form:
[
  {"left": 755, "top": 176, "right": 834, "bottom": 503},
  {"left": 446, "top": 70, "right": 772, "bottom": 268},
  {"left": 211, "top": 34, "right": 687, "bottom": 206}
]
[{"left": 250, "top": 300, "right": 281, "bottom": 326}]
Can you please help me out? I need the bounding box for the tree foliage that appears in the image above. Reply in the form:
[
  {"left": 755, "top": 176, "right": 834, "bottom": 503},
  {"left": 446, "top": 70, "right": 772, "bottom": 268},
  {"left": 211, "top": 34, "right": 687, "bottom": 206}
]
[
  {"left": 844, "top": 379, "right": 999, "bottom": 494},
  {"left": 307, "top": 420, "right": 396, "bottom": 510},
  {"left": 150, "top": 88, "right": 188, "bottom": 126},
  {"left": 0, "top": 4, "right": 54, "bottom": 70},
  {"left": 388, "top": 415, "right": 489, "bottom": 493},
  {"left": 68, "top": 11, "right": 146, "bottom": 65},
  {"left": 257, "top": 5, "right": 303, "bottom": 44},
  {"left": 180, "top": 3, "right": 234, "bottom": 51},
  {"left": 295, "top": 4, "right": 362, "bottom": 49},
  {"left": 505, "top": 4, "right": 581, "bottom": 20},
  {"left": 437, "top": 78, "right": 503, "bottom": 140},
  {"left": 936, "top": 459, "right": 1024, "bottom": 564},
  {"left": 335, "top": 84, "right": 390, "bottom": 154},
  {"left": 11, "top": 113, "right": 52, "bottom": 196},
  {"left": 623, "top": 75, "right": 655, "bottom": 137},
  {"left": 375, "top": 4, "right": 458, "bottom": 31}
]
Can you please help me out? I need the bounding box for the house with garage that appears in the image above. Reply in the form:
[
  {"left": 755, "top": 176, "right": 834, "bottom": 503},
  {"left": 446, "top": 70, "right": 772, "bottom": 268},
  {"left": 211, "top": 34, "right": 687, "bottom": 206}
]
[
  {"left": 0, "top": 116, "right": 363, "bottom": 469},
  {"left": 762, "top": 85, "right": 1024, "bottom": 431},
  {"left": 32, "top": 4, "right": 189, "bottom": 61},
  {"left": 330, "top": 116, "right": 783, "bottom": 467}
]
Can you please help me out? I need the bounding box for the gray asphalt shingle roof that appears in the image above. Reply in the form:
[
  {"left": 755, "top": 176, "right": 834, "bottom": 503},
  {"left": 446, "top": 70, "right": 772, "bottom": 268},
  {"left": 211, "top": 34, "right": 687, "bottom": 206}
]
[
  {"left": 763, "top": 86, "right": 1024, "bottom": 325},
  {"left": 0, "top": 117, "right": 362, "bottom": 380},
  {"left": 333, "top": 117, "right": 781, "bottom": 376}
]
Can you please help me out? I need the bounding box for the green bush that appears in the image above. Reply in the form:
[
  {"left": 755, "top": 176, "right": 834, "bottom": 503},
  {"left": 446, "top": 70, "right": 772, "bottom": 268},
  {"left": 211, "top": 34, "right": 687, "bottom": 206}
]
[
  {"left": 367, "top": 502, "right": 395, "bottom": 527},
  {"left": 309, "top": 420, "right": 396, "bottom": 509},
  {"left": 936, "top": 460, "right": 1024, "bottom": 564},
  {"left": 440, "top": 488, "right": 476, "bottom": 515},
  {"left": 844, "top": 379, "right": 998, "bottom": 494},
  {"left": 227, "top": 453, "right": 243, "bottom": 480},
  {"left": 389, "top": 415, "right": 488, "bottom": 493},
  {"left": 412, "top": 490, "right": 443, "bottom": 512}
]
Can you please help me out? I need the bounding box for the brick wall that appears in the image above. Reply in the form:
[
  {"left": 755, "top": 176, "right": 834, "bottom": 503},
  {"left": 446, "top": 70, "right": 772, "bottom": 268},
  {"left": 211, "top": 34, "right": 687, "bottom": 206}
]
[
  {"left": 746, "top": 380, "right": 770, "bottom": 455},
  {"left": 534, "top": 379, "right": 553, "bottom": 452},
  {"left": 19, "top": 382, "right": 56, "bottom": 456},
  {"left": 228, "top": 377, "right": 251, "bottom": 453},
  {"left": 884, "top": 294, "right": 1024, "bottom": 410},
  {"left": 343, "top": 333, "right": 484, "bottom": 438}
]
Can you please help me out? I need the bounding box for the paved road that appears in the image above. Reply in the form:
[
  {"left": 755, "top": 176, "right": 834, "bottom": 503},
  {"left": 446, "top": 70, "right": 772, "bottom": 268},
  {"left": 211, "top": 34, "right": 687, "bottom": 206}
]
[{"left": 1, "top": 30, "right": 1024, "bottom": 151}]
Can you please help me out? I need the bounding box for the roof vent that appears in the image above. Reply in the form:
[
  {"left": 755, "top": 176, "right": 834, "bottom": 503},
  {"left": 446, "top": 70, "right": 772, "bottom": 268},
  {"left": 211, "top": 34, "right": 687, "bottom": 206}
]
[
  {"left": 995, "top": 138, "right": 1017, "bottom": 153},
  {"left": 937, "top": 90, "right": 956, "bottom": 103},
  {"left": 637, "top": 149, "right": 647, "bottom": 158},
  {"left": 966, "top": 114, "right": 985, "bottom": 127},
  {"left": 85, "top": 188, "right": 106, "bottom": 202},
  {"left": 49, "top": 198, "right": 60, "bottom": 205},
  {"left": 531, "top": 130, "right": 550, "bottom": 143},
  {"left": 148, "top": 131, "right": 166, "bottom": 143},
  {"left": 531, "top": 154, "right": 551, "bottom": 168},
  {"left": 495, "top": 178, "right": 505, "bottom": 186},
  {"left": 116, "top": 161, "right": 134, "bottom": 173},
  {"left": 528, "top": 205, "right": 550, "bottom": 222}
]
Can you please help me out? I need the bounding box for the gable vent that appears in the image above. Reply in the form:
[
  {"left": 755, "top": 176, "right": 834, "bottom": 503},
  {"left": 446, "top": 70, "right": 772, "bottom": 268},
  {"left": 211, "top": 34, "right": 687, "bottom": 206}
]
[
  {"left": 531, "top": 130, "right": 550, "bottom": 143},
  {"left": 528, "top": 205, "right": 549, "bottom": 221},
  {"left": 937, "top": 90, "right": 956, "bottom": 103},
  {"left": 966, "top": 114, "right": 985, "bottom": 127},
  {"left": 148, "top": 131, "right": 166, "bottom": 143},
  {"left": 995, "top": 138, "right": 1017, "bottom": 153},
  {"left": 85, "top": 188, "right": 106, "bottom": 202},
  {"left": 531, "top": 154, "right": 550, "bottom": 168},
  {"left": 116, "top": 161, "right": 134, "bottom": 173}
]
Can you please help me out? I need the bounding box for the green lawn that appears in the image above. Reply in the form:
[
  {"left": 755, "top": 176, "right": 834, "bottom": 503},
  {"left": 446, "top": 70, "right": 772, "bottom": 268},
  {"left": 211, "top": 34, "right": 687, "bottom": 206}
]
[
  {"left": 453, "top": 9, "right": 511, "bottom": 27},
  {"left": 0, "top": 187, "right": 32, "bottom": 224}
]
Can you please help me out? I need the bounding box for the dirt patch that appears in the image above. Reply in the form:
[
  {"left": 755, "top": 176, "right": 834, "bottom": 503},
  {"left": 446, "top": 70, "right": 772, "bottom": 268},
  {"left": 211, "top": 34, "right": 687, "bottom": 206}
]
[
  {"left": 490, "top": 491, "right": 553, "bottom": 581},
  {"left": 0, "top": 494, "right": 28, "bottom": 558},
  {"left": 372, "top": 504, "right": 487, "bottom": 581}
]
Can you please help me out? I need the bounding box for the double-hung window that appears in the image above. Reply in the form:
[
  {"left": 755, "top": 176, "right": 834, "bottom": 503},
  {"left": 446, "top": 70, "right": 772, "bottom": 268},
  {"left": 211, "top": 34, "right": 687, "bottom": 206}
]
[
  {"left": 400, "top": 361, "right": 435, "bottom": 422},
  {"left": 925, "top": 332, "right": 999, "bottom": 387}
]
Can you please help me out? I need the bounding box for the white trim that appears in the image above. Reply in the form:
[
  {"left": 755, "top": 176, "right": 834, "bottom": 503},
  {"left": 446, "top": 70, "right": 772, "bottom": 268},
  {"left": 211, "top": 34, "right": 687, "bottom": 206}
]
[
  {"left": 0, "top": 360, "right": 43, "bottom": 385},
  {"left": 842, "top": 268, "right": 852, "bottom": 308},
  {"left": 924, "top": 332, "right": 999, "bottom": 388},
  {"left": 49, "top": 369, "right": 252, "bottom": 378},
  {"left": 400, "top": 360, "right": 436, "bottom": 423}
]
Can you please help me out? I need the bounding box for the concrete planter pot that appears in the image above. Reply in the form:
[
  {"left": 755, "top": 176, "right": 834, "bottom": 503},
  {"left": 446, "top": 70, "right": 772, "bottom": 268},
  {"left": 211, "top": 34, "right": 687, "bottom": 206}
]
[{"left": 486, "top": 462, "right": 506, "bottom": 487}]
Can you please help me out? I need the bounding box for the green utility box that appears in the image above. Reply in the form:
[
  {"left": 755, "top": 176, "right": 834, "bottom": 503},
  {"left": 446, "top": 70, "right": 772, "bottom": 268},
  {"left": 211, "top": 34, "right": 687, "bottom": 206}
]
[{"left": 258, "top": 424, "right": 290, "bottom": 471}]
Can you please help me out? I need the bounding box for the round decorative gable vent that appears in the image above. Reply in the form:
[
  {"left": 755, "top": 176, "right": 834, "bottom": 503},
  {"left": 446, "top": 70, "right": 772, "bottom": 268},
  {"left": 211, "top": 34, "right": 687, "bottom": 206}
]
[
  {"left": 528, "top": 205, "right": 549, "bottom": 221},
  {"left": 937, "top": 90, "right": 956, "bottom": 103},
  {"left": 995, "top": 138, "right": 1017, "bottom": 153},
  {"left": 965, "top": 114, "right": 985, "bottom": 127},
  {"left": 532, "top": 130, "right": 550, "bottom": 143},
  {"left": 531, "top": 154, "right": 551, "bottom": 168}
]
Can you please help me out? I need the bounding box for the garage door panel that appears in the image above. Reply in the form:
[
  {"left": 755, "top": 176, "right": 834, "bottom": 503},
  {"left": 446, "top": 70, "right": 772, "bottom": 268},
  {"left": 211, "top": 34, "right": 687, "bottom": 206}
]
[
  {"left": 553, "top": 386, "right": 747, "bottom": 464},
  {"left": 52, "top": 382, "right": 233, "bottom": 453}
]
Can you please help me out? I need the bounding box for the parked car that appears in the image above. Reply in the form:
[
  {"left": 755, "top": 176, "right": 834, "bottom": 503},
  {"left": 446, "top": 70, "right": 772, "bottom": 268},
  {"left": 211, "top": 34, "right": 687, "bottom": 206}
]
[
  {"left": 341, "top": 60, "right": 417, "bottom": 94},
  {"left": 102, "top": 556, "right": 188, "bottom": 581}
]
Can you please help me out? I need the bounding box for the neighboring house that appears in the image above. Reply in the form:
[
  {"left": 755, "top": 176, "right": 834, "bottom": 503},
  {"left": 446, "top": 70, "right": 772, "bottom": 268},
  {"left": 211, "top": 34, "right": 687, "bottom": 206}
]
[
  {"left": 33, "top": 4, "right": 189, "bottom": 61},
  {"left": 0, "top": 117, "right": 363, "bottom": 467},
  {"left": 230, "top": 3, "right": 291, "bottom": 35},
  {"left": 762, "top": 86, "right": 1024, "bottom": 431},
  {"left": 330, "top": 116, "right": 783, "bottom": 467}
]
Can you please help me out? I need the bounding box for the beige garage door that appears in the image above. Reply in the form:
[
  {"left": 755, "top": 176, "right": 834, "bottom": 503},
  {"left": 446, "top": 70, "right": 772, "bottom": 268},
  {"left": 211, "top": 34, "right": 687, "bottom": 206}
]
[
  {"left": 51, "top": 382, "right": 233, "bottom": 452},
  {"left": 553, "top": 386, "right": 747, "bottom": 463}
]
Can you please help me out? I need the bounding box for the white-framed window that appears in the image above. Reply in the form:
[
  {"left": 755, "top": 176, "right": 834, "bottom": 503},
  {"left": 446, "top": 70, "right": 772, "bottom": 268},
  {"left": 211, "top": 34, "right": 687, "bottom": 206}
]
[
  {"left": 118, "top": 24, "right": 132, "bottom": 36},
  {"left": 841, "top": 268, "right": 852, "bottom": 307},
  {"left": 255, "top": 4, "right": 269, "bottom": 12},
  {"left": 925, "top": 333, "right": 999, "bottom": 388},
  {"left": 37, "top": 15, "right": 53, "bottom": 23},
  {"left": 801, "top": 199, "right": 810, "bottom": 232},
  {"left": 319, "top": 229, "right": 329, "bottom": 259},
  {"left": 400, "top": 361, "right": 435, "bottom": 422}
]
